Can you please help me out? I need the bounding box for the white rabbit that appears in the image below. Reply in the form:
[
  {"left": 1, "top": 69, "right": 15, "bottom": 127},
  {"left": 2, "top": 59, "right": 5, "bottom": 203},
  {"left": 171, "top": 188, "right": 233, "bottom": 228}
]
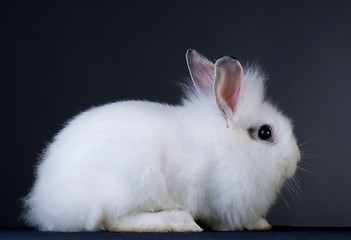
[{"left": 23, "top": 50, "right": 300, "bottom": 232}]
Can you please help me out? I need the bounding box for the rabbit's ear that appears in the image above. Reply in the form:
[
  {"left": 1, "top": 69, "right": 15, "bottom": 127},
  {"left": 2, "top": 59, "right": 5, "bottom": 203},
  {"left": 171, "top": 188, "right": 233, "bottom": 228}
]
[
  {"left": 186, "top": 49, "right": 215, "bottom": 96},
  {"left": 214, "top": 57, "right": 243, "bottom": 118}
]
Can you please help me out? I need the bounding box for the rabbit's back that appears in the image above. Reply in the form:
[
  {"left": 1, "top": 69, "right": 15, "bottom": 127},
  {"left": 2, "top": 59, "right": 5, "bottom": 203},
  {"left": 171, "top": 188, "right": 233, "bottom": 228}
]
[{"left": 24, "top": 101, "right": 177, "bottom": 231}]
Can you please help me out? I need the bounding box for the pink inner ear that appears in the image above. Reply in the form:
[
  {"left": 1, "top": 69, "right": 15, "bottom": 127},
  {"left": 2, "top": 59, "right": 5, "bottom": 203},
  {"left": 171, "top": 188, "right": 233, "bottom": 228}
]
[
  {"left": 187, "top": 50, "right": 215, "bottom": 97},
  {"left": 215, "top": 58, "right": 242, "bottom": 115},
  {"left": 220, "top": 76, "right": 241, "bottom": 112},
  {"left": 192, "top": 61, "right": 214, "bottom": 95}
]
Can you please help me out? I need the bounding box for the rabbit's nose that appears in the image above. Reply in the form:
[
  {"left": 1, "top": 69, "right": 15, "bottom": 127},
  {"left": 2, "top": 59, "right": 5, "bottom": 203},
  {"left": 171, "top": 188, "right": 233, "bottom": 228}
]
[{"left": 297, "top": 154, "right": 301, "bottom": 164}]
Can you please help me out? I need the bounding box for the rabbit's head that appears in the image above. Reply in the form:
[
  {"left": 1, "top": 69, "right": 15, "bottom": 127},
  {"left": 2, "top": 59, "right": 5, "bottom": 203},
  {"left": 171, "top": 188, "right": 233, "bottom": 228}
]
[{"left": 186, "top": 50, "right": 300, "bottom": 226}]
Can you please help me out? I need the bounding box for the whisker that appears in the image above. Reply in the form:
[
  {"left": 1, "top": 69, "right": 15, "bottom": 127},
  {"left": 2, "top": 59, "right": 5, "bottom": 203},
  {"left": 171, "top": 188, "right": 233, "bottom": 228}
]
[
  {"left": 297, "top": 166, "right": 323, "bottom": 178},
  {"left": 290, "top": 177, "right": 305, "bottom": 201},
  {"left": 299, "top": 160, "right": 314, "bottom": 167},
  {"left": 286, "top": 180, "right": 302, "bottom": 201},
  {"left": 298, "top": 137, "right": 316, "bottom": 147},
  {"left": 279, "top": 191, "right": 291, "bottom": 209},
  {"left": 300, "top": 153, "right": 315, "bottom": 159},
  {"left": 280, "top": 176, "right": 307, "bottom": 208},
  {"left": 300, "top": 152, "right": 324, "bottom": 160},
  {"left": 298, "top": 166, "right": 313, "bottom": 174}
]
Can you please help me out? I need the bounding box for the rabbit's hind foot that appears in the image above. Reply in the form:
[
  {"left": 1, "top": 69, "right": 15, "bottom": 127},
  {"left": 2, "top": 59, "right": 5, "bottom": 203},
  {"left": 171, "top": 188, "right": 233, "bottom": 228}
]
[{"left": 103, "top": 209, "right": 203, "bottom": 232}]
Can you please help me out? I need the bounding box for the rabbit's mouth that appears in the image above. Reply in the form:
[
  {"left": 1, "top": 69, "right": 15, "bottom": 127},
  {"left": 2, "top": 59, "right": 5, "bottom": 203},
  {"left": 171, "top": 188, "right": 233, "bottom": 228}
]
[{"left": 283, "top": 157, "right": 299, "bottom": 180}]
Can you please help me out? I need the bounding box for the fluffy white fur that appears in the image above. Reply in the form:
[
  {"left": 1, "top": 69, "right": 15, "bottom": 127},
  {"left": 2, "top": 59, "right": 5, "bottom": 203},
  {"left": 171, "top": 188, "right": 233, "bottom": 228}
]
[{"left": 23, "top": 50, "right": 300, "bottom": 232}]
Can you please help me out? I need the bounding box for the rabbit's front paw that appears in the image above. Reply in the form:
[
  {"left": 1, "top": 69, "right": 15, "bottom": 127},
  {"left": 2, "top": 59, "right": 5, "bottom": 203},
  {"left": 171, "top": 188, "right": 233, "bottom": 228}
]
[{"left": 247, "top": 218, "right": 272, "bottom": 231}]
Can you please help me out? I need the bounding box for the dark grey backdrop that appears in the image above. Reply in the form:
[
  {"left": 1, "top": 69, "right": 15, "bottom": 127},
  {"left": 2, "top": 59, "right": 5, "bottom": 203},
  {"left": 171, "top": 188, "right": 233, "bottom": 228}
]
[{"left": 2, "top": 0, "right": 351, "bottom": 228}]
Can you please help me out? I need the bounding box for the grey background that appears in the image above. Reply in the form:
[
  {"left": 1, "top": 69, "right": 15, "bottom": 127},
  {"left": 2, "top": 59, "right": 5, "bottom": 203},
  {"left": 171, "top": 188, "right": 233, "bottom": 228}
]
[{"left": 2, "top": 0, "right": 351, "bottom": 227}]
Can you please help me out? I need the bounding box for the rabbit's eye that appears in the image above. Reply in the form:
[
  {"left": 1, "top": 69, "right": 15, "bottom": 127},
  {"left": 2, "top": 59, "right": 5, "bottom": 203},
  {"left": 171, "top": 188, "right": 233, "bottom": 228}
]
[
  {"left": 258, "top": 125, "right": 272, "bottom": 141},
  {"left": 248, "top": 125, "right": 274, "bottom": 143}
]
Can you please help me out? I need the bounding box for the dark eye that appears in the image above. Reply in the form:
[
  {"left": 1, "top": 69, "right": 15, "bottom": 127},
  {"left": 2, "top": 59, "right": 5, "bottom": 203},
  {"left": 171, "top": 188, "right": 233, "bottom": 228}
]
[{"left": 258, "top": 125, "right": 272, "bottom": 141}]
